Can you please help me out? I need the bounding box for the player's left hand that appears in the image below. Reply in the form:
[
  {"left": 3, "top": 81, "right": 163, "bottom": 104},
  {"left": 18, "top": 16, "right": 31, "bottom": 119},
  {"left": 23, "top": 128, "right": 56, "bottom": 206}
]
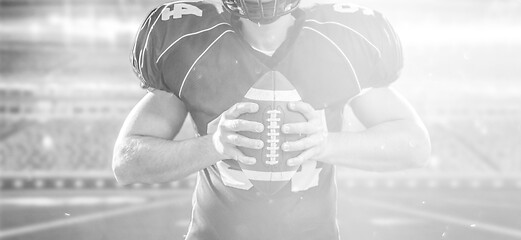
[{"left": 281, "top": 101, "right": 328, "bottom": 167}]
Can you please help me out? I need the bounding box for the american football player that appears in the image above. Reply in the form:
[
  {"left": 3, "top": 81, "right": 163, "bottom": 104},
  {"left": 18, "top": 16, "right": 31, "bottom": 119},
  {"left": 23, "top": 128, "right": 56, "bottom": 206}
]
[{"left": 113, "top": 0, "right": 431, "bottom": 239}]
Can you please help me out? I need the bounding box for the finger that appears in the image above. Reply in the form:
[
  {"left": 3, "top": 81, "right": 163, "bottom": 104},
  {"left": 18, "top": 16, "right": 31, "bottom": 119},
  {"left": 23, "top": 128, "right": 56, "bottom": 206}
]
[
  {"left": 282, "top": 122, "right": 321, "bottom": 135},
  {"left": 225, "top": 102, "right": 259, "bottom": 119},
  {"left": 225, "top": 134, "right": 264, "bottom": 149},
  {"left": 222, "top": 119, "right": 264, "bottom": 133},
  {"left": 288, "top": 101, "right": 317, "bottom": 120},
  {"left": 287, "top": 148, "right": 316, "bottom": 167},
  {"left": 225, "top": 147, "right": 256, "bottom": 165},
  {"left": 282, "top": 133, "right": 326, "bottom": 152}
]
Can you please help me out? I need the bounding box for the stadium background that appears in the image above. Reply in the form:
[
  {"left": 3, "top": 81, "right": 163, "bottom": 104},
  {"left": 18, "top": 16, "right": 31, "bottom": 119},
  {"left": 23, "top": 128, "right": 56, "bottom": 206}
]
[{"left": 0, "top": 0, "right": 520, "bottom": 239}]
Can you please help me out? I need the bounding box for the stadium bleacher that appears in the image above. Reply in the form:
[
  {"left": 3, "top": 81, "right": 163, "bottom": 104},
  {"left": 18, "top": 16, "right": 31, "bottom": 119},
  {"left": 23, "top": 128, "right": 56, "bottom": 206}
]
[
  {"left": 1, "top": 0, "right": 520, "bottom": 190},
  {"left": 427, "top": 119, "right": 521, "bottom": 173},
  {"left": 0, "top": 119, "right": 120, "bottom": 172}
]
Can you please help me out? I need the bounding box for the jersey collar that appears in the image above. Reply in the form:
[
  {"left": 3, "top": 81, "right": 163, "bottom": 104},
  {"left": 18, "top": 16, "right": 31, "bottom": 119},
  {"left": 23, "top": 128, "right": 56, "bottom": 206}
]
[{"left": 231, "top": 8, "right": 306, "bottom": 69}]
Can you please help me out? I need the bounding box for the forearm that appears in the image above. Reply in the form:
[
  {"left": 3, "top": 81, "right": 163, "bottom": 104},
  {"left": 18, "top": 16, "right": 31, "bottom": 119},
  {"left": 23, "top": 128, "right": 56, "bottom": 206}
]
[
  {"left": 320, "top": 119, "right": 431, "bottom": 171},
  {"left": 113, "top": 134, "right": 221, "bottom": 185}
]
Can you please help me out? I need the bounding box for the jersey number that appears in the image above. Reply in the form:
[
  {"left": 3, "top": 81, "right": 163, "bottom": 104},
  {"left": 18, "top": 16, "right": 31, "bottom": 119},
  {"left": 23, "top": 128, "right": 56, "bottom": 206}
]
[
  {"left": 162, "top": 3, "right": 203, "bottom": 21},
  {"left": 333, "top": 3, "right": 374, "bottom": 15}
]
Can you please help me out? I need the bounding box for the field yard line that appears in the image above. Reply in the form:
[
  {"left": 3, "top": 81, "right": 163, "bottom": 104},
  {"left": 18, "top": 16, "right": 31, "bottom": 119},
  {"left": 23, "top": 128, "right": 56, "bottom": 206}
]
[
  {"left": 0, "top": 198, "right": 188, "bottom": 239},
  {"left": 350, "top": 196, "right": 521, "bottom": 238}
]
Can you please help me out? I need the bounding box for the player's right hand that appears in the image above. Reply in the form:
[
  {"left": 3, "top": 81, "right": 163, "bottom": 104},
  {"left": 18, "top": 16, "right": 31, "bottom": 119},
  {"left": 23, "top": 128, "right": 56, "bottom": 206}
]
[{"left": 211, "top": 102, "right": 264, "bottom": 165}]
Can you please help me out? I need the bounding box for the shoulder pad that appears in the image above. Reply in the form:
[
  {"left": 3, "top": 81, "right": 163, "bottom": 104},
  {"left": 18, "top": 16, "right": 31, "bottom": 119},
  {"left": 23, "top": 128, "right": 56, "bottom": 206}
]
[
  {"left": 131, "top": 1, "right": 229, "bottom": 92},
  {"left": 302, "top": 3, "right": 403, "bottom": 88}
]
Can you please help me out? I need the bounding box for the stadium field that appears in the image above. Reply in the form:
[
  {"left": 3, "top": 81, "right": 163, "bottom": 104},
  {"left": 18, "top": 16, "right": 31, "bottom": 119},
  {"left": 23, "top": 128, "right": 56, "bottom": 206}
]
[
  {"left": 1, "top": 0, "right": 520, "bottom": 240},
  {"left": 2, "top": 179, "right": 521, "bottom": 240}
]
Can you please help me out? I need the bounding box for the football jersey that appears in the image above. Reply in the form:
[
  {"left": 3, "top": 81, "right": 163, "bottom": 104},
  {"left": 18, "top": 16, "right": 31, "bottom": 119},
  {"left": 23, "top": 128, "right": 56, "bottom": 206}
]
[{"left": 131, "top": 1, "right": 402, "bottom": 240}]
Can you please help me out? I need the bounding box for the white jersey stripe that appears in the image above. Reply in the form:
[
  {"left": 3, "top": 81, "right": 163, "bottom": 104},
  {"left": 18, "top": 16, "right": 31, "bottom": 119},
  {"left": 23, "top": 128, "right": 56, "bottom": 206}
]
[
  {"left": 184, "top": 172, "right": 201, "bottom": 238},
  {"left": 163, "top": 0, "right": 206, "bottom": 6},
  {"left": 243, "top": 169, "right": 296, "bottom": 181},
  {"left": 306, "top": 19, "right": 382, "bottom": 58},
  {"left": 179, "top": 29, "right": 235, "bottom": 98},
  {"left": 347, "top": 87, "right": 373, "bottom": 104},
  {"left": 303, "top": 26, "right": 361, "bottom": 92},
  {"left": 139, "top": 7, "right": 161, "bottom": 32},
  {"left": 139, "top": 1, "right": 199, "bottom": 73},
  {"left": 244, "top": 88, "right": 302, "bottom": 102},
  {"left": 156, "top": 22, "right": 232, "bottom": 64},
  {"left": 133, "top": 7, "right": 161, "bottom": 68},
  {"left": 139, "top": 5, "right": 170, "bottom": 73}
]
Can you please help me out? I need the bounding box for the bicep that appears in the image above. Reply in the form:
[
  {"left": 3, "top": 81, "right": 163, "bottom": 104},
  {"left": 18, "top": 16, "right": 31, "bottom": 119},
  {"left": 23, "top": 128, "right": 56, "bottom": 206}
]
[
  {"left": 349, "top": 87, "right": 421, "bottom": 128},
  {"left": 118, "top": 89, "right": 188, "bottom": 140}
]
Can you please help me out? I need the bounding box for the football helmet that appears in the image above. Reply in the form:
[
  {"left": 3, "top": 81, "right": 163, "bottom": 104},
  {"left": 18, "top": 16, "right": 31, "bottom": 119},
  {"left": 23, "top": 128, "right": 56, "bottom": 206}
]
[{"left": 222, "top": 0, "right": 301, "bottom": 24}]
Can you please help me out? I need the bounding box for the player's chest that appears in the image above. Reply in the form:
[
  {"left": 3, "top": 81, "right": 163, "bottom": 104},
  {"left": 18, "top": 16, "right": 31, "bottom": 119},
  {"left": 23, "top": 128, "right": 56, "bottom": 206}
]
[{"left": 174, "top": 31, "right": 362, "bottom": 116}]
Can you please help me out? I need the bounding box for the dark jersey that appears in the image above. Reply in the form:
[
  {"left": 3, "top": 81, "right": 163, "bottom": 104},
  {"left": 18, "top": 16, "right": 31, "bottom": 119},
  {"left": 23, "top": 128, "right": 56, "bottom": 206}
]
[{"left": 131, "top": 1, "right": 402, "bottom": 239}]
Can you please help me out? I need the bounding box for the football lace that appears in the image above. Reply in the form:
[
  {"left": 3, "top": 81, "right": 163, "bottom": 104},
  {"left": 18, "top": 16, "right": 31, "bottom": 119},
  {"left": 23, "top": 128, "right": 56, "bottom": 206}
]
[{"left": 265, "top": 109, "right": 281, "bottom": 165}]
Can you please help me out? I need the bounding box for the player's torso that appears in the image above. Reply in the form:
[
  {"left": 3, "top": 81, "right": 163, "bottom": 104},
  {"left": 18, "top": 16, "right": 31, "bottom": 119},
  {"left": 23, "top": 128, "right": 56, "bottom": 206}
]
[
  {"left": 154, "top": 2, "right": 381, "bottom": 135},
  {"left": 148, "top": 2, "right": 385, "bottom": 239}
]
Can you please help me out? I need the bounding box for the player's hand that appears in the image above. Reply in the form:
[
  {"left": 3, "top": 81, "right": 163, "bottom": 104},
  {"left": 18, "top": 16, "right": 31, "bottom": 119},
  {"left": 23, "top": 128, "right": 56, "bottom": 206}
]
[
  {"left": 212, "top": 102, "right": 264, "bottom": 165},
  {"left": 281, "top": 101, "right": 328, "bottom": 167}
]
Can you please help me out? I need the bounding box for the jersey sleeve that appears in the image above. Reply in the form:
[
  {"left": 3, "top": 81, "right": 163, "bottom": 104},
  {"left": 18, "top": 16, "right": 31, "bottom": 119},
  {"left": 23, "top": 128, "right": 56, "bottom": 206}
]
[
  {"left": 310, "top": 3, "right": 404, "bottom": 90},
  {"left": 130, "top": 6, "right": 170, "bottom": 92},
  {"left": 130, "top": 2, "right": 226, "bottom": 96},
  {"left": 362, "top": 11, "right": 403, "bottom": 89}
]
